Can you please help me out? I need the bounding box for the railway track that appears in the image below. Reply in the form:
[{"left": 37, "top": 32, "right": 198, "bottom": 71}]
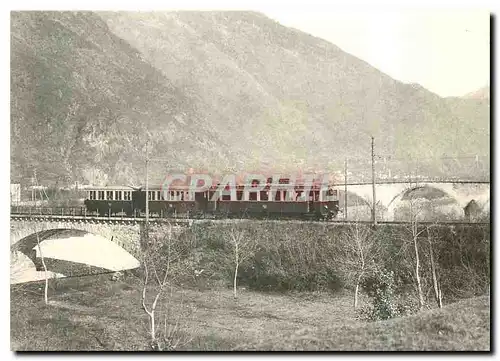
[{"left": 10, "top": 212, "right": 489, "bottom": 226}]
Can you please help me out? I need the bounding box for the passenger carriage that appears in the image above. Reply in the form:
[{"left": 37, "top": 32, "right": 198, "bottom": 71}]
[
  {"left": 82, "top": 175, "right": 340, "bottom": 220},
  {"left": 84, "top": 186, "right": 135, "bottom": 217}
]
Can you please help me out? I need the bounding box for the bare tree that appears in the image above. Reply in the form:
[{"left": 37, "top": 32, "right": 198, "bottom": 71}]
[
  {"left": 35, "top": 228, "right": 49, "bottom": 305},
  {"left": 227, "top": 224, "right": 257, "bottom": 298},
  {"left": 400, "top": 185, "right": 427, "bottom": 310},
  {"left": 426, "top": 225, "right": 443, "bottom": 308},
  {"left": 139, "top": 222, "right": 193, "bottom": 350},
  {"left": 339, "top": 221, "right": 378, "bottom": 309}
]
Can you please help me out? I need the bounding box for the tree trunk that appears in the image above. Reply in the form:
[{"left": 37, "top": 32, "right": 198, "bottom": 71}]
[
  {"left": 150, "top": 311, "right": 156, "bottom": 345},
  {"left": 354, "top": 272, "right": 363, "bottom": 309},
  {"left": 414, "top": 235, "right": 424, "bottom": 309},
  {"left": 234, "top": 238, "right": 239, "bottom": 298},
  {"left": 44, "top": 266, "right": 48, "bottom": 305},
  {"left": 354, "top": 283, "right": 359, "bottom": 309},
  {"left": 36, "top": 233, "right": 49, "bottom": 304},
  {"left": 428, "top": 231, "right": 442, "bottom": 308},
  {"left": 233, "top": 261, "right": 239, "bottom": 298}
]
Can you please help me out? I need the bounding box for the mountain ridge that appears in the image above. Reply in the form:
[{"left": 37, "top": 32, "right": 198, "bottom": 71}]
[
  {"left": 462, "top": 85, "right": 490, "bottom": 100},
  {"left": 10, "top": 11, "right": 489, "bottom": 185}
]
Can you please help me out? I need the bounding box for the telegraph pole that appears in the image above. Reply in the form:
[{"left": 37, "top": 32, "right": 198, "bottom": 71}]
[
  {"left": 371, "top": 136, "right": 377, "bottom": 226},
  {"left": 145, "top": 139, "right": 150, "bottom": 237},
  {"left": 344, "top": 158, "right": 348, "bottom": 219},
  {"left": 31, "top": 171, "right": 35, "bottom": 203}
]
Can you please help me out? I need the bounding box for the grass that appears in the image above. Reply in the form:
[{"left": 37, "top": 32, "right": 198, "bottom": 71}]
[
  {"left": 238, "top": 296, "right": 490, "bottom": 351},
  {"left": 10, "top": 274, "right": 490, "bottom": 351}
]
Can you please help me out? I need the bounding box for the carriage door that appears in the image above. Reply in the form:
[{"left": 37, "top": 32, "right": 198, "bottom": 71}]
[{"left": 195, "top": 191, "right": 208, "bottom": 212}]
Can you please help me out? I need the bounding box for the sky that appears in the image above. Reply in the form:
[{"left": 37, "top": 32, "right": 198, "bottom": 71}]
[{"left": 264, "top": 9, "right": 490, "bottom": 98}]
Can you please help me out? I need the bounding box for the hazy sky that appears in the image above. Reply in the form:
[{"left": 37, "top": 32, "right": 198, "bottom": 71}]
[{"left": 264, "top": 10, "right": 490, "bottom": 97}]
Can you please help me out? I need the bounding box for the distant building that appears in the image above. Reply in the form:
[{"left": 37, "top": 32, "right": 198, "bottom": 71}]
[
  {"left": 464, "top": 200, "right": 481, "bottom": 221},
  {"left": 10, "top": 184, "right": 21, "bottom": 203}
]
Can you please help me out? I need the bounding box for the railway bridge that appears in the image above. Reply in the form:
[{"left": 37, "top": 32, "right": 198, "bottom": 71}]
[
  {"left": 338, "top": 180, "right": 490, "bottom": 220},
  {"left": 10, "top": 216, "right": 192, "bottom": 272}
]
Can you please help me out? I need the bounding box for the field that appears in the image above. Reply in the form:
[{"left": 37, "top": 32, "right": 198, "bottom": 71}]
[{"left": 10, "top": 273, "right": 490, "bottom": 351}]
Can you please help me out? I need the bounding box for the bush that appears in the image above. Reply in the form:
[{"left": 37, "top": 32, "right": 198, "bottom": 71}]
[
  {"left": 360, "top": 269, "right": 401, "bottom": 321},
  {"left": 147, "top": 222, "right": 490, "bottom": 301}
]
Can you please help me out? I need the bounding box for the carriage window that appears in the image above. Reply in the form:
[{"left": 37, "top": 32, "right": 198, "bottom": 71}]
[
  {"left": 260, "top": 191, "right": 269, "bottom": 201},
  {"left": 106, "top": 191, "right": 114, "bottom": 200},
  {"left": 157, "top": 191, "right": 162, "bottom": 200},
  {"left": 98, "top": 191, "right": 105, "bottom": 200},
  {"left": 237, "top": 191, "right": 243, "bottom": 201},
  {"left": 148, "top": 191, "right": 156, "bottom": 201},
  {"left": 89, "top": 191, "right": 96, "bottom": 200},
  {"left": 274, "top": 191, "right": 282, "bottom": 201},
  {"left": 249, "top": 191, "right": 258, "bottom": 201},
  {"left": 124, "top": 191, "right": 131, "bottom": 201},
  {"left": 115, "top": 191, "right": 122, "bottom": 200}
]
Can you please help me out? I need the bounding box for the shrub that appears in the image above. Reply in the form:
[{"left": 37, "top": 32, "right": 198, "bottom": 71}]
[
  {"left": 360, "top": 269, "right": 401, "bottom": 321},
  {"left": 147, "top": 222, "right": 489, "bottom": 301}
]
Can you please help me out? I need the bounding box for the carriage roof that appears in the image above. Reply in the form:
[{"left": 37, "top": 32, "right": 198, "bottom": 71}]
[
  {"left": 86, "top": 180, "right": 336, "bottom": 192},
  {"left": 85, "top": 185, "right": 136, "bottom": 191}
]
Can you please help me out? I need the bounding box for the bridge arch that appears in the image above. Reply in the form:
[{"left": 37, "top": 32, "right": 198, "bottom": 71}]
[
  {"left": 10, "top": 220, "right": 144, "bottom": 270},
  {"left": 386, "top": 185, "right": 462, "bottom": 221},
  {"left": 337, "top": 190, "right": 375, "bottom": 220}
]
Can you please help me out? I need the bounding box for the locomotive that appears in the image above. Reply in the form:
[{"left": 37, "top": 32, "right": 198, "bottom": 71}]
[{"left": 83, "top": 175, "right": 340, "bottom": 220}]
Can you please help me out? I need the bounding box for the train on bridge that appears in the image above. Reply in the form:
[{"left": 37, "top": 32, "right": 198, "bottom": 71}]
[{"left": 81, "top": 176, "right": 340, "bottom": 220}]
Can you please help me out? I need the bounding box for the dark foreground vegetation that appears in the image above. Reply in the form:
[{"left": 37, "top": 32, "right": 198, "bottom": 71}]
[
  {"left": 175, "top": 222, "right": 489, "bottom": 302},
  {"left": 11, "top": 222, "right": 490, "bottom": 351}
]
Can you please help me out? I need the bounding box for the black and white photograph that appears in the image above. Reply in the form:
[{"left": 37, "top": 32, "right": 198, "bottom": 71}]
[{"left": 9, "top": 3, "right": 491, "bottom": 352}]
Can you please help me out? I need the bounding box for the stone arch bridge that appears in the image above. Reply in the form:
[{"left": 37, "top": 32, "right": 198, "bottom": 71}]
[
  {"left": 10, "top": 216, "right": 191, "bottom": 272},
  {"left": 339, "top": 181, "right": 490, "bottom": 220}
]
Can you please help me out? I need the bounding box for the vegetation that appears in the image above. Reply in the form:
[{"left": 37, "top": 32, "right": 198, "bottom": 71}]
[
  {"left": 138, "top": 223, "right": 195, "bottom": 350},
  {"left": 238, "top": 295, "right": 490, "bottom": 351},
  {"left": 10, "top": 274, "right": 489, "bottom": 351},
  {"left": 10, "top": 220, "right": 490, "bottom": 351},
  {"left": 172, "top": 222, "right": 489, "bottom": 302}
]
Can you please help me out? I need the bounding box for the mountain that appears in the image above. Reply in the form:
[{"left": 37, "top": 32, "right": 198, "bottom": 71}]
[
  {"left": 10, "top": 11, "right": 490, "bottom": 186},
  {"left": 463, "top": 86, "right": 490, "bottom": 100},
  {"left": 10, "top": 11, "right": 226, "bottom": 186}
]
